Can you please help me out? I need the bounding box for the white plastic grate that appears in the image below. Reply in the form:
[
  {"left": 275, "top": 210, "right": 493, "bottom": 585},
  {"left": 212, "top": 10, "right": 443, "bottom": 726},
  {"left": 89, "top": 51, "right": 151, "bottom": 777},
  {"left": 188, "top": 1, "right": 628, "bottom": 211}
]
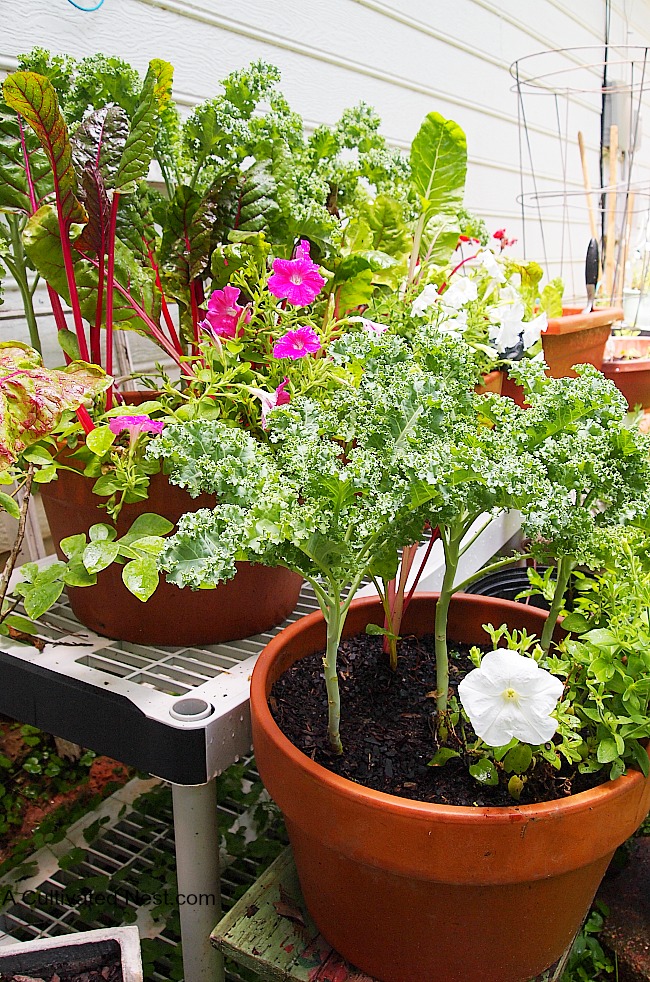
[{"left": 0, "top": 767, "right": 282, "bottom": 982}]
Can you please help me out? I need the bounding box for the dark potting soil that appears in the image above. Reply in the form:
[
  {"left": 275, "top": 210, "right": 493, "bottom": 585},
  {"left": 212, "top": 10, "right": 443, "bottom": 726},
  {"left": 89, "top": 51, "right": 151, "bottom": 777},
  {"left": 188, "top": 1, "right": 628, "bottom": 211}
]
[
  {"left": 0, "top": 956, "right": 122, "bottom": 982},
  {"left": 270, "top": 631, "right": 604, "bottom": 807}
]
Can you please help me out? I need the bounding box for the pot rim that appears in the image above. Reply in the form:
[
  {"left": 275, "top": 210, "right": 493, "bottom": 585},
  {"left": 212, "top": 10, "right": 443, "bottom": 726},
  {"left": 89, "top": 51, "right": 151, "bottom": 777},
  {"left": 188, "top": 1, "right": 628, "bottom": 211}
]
[
  {"left": 545, "top": 305, "right": 623, "bottom": 336},
  {"left": 251, "top": 592, "right": 648, "bottom": 825}
]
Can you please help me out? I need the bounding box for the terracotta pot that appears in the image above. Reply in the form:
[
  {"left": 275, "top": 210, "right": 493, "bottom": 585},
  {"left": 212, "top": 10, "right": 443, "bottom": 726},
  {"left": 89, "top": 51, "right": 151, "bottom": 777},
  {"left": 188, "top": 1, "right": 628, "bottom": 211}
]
[
  {"left": 601, "top": 336, "right": 650, "bottom": 409},
  {"left": 542, "top": 305, "right": 623, "bottom": 378},
  {"left": 40, "top": 460, "right": 302, "bottom": 647},
  {"left": 475, "top": 369, "right": 503, "bottom": 395},
  {"left": 500, "top": 370, "right": 528, "bottom": 407},
  {"left": 251, "top": 593, "right": 650, "bottom": 982}
]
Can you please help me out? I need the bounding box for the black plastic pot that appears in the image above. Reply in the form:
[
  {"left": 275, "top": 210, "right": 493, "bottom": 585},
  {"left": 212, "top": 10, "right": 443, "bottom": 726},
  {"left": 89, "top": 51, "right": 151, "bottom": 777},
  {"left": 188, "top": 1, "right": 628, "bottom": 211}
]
[
  {"left": 0, "top": 926, "right": 142, "bottom": 981},
  {"left": 464, "top": 566, "right": 550, "bottom": 610}
]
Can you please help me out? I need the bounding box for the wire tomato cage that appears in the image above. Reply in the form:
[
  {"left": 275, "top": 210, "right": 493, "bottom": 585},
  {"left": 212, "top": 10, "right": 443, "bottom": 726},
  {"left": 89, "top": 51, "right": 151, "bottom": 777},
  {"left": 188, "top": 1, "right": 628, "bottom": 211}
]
[{"left": 510, "top": 45, "right": 650, "bottom": 308}]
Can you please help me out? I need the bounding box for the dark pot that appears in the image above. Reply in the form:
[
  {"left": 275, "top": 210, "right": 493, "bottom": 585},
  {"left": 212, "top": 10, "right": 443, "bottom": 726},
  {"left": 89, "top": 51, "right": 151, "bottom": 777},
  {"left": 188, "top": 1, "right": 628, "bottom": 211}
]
[
  {"left": 0, "top": 926, "right": 142, "bottom": 981},
  {"left": 465, "top": 566, "right": 550, "bottom": 609}
]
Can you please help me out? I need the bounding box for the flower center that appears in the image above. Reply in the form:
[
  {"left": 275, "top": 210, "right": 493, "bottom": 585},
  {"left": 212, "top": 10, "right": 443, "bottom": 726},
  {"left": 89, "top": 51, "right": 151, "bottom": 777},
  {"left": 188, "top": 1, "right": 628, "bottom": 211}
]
[
  {"left": 290, "top": 273, "right": 304, "bottom": 285},
  {"left": 503, "top": 687, "right": 519, "bottom": 702},
  {"left": 226, "top": 306, "right": 238, "bottom": 316}
]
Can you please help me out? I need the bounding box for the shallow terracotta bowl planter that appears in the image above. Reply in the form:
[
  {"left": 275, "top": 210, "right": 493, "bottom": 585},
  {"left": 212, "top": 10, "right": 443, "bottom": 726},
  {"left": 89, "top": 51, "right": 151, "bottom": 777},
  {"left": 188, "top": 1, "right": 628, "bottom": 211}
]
[
  {"left": 601, "top": 335, "right": 650, "bottom": 409},
  {"left": 40, "top": 461, "right": 302, "bottom": 647},
  {"left": 250, "top": 593, "right": 650, "bottom": 982}
]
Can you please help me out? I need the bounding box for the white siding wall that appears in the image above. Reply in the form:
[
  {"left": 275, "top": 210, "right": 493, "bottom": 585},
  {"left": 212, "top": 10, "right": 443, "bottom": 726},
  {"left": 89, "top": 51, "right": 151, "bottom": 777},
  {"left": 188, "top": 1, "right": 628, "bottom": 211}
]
[{"left": 1, "top": 0, "right": 650, "bottom": 352}]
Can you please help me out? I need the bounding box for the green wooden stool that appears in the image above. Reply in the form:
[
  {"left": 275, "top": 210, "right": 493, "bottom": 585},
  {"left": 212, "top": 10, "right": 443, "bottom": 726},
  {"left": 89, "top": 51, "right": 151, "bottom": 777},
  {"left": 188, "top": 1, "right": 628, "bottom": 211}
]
[{"left": 211, "top": 847, "right": 575, "bottom": 982}]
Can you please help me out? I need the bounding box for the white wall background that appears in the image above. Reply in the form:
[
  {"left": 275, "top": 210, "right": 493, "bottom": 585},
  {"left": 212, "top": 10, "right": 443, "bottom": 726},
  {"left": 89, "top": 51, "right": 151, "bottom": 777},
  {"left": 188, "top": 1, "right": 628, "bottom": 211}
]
[{"left": 2, "top": 0, "right": 650, "bottom": 356}]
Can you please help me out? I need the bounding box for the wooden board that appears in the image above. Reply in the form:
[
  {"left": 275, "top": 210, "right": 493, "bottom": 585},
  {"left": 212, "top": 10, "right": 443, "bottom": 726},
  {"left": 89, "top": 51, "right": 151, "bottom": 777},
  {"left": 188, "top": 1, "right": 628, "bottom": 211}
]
[
  {"left": 211, "top": 848, "right": 374, "bottom": 981},
  {"left": 211, "top": 847, "right": 574, "bottom": 982}
]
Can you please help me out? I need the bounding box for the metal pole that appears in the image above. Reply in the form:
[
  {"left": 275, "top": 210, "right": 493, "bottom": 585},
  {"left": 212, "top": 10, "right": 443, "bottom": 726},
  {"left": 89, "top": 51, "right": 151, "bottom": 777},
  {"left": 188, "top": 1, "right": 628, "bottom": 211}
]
[{"left": 171, "top": 781, "right": 224, "bottom": 982}]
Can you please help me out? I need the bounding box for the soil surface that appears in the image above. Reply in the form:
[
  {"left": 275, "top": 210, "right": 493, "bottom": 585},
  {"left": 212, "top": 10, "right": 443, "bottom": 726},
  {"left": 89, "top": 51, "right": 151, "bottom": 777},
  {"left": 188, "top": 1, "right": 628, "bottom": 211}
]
[
  {"left": 0, "top": 956, "right": 123, "bottom": 981},
  {"left": 270, "top": 631, "right": 603, "bottom": 807}
]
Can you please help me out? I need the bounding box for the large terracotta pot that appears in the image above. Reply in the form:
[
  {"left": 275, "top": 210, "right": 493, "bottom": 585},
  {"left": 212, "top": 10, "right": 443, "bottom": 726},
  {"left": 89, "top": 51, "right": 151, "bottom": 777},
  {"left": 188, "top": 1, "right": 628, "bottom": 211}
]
[
  {"left": 542, "top": 305, "right": 623, "bottom": 378},
  {"left": 250, "top": 593, "right": 650, "bottom": 982},
  {"left": 601, "top": 336, "right": 650, "bottom": 409},
  {"left": 40, "top": 463, "right": 302, "bottom": 646}
]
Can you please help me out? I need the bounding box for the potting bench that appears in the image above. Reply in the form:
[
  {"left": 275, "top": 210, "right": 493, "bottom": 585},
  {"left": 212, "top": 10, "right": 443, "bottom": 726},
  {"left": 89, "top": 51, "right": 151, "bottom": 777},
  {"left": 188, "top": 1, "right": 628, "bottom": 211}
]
[
  {"left": 211, "top": 847, "right": 574, "bottom": 982},
  {"left": 0, "top": 510, "right": 520, "bottom": 982}
]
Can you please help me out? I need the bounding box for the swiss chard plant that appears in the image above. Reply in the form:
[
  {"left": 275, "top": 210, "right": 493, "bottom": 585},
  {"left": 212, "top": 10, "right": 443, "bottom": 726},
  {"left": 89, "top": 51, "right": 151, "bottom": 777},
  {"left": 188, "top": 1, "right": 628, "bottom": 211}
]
[{"left": 1, "top": 62, "right": 183, "bottom": 378}]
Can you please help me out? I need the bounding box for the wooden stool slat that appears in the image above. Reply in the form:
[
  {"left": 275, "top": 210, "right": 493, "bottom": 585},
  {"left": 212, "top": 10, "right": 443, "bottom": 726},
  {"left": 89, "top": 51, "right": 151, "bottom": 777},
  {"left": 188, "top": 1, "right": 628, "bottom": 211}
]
[{"left": 211, "top": 848, "right": 375, "bottom": 981}]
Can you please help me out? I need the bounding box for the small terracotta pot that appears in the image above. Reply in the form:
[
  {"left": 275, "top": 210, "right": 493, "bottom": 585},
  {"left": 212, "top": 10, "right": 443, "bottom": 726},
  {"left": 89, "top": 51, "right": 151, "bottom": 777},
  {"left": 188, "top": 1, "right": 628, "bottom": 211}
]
[
  {"left": 40, "top": 459, "right": 302, "bottom": 647},
  {"left": 251, "top": 594, "right": 650, "bottom": 982},
  {"left": 601, "top": 336, "right": 650, "bottom": 409},
  {"left": 542, "top": 306, "right": 623, "bottom": 378},
  {"left": 475, "top": 369, "right": 503, "bottom": 395}
]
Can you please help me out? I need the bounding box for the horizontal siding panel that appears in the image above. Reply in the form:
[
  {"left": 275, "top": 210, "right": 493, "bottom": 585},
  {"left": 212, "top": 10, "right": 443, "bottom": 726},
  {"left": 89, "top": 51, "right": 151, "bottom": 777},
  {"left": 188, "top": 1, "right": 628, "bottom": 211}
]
[{"left": 1, "top": 0, "right": 648, "bottom": 333}]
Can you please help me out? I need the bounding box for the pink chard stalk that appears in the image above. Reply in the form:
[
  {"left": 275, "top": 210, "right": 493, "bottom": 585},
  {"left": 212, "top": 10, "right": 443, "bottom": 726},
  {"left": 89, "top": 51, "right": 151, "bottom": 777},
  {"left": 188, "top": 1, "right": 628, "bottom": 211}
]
[{"left": 2, "top": 64, "right": 185, "bottom": 397}]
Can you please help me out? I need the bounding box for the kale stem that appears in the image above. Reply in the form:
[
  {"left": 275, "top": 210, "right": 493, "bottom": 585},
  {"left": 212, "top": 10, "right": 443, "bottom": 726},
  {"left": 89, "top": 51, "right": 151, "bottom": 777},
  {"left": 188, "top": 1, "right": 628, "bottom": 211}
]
[
  {"left": 323, "top": 596, "right": 344, "bottom": 754},
  {"left": 435, "top": 525, "right": 462, "bottom": 714},
  {"left": 540, "top": 556, "right": 574, "bottom": 653}
]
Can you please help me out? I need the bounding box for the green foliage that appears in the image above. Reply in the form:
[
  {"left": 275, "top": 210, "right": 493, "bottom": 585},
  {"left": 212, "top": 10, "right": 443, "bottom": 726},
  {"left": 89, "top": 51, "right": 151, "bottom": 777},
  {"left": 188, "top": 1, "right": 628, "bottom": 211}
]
[
  {"left": 410, "top": 112, "right": 467, "bottom": 221},
  {"left": 561, "top": 904, "right": 615, "bottom": 981},
  {"left": 0, "top": 342, "right": 108, "bottom": 471}
]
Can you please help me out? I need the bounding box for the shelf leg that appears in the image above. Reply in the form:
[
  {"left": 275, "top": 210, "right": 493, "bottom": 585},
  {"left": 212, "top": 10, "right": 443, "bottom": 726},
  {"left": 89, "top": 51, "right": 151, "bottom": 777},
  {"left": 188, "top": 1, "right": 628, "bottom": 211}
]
[{"left": 172, "top": 781, "right": 224, "bottom": 982}]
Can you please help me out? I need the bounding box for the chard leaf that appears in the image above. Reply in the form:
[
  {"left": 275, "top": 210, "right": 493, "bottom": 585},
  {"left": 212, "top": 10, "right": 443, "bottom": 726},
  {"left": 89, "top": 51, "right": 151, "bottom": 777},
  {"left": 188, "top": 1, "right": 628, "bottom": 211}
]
[
  {"left": 115, "top": 59, "right": 173, "bottom": 194},
  {"left": 236, "top": 161, "right": 280, "bottom": 233},
  {"left": 0, "top": 105, "right": 51, "bottom": 215},
  {"left": 358, "top": 194, "right": 411, "bottom": 259},
  {"left": 3, "top": 72, "right": 86, "bottom": 227},
  {"left": 410, "top": 112, "right": 467, "bottom": 219},
  {"left": 71, "top": 106, "right": 129, "bottom": 188},
  {"left": 0, "top": 342, "right": 108, "bottom": 471},
  {"left": 23, "top": 204, "right": 160, "bottom": 335}
]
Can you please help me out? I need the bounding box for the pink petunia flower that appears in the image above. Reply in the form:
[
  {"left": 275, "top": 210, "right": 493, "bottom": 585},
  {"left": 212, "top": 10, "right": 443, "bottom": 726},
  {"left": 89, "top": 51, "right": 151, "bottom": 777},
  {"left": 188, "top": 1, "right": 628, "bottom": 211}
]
[
  {"left": 108, "top": 415, "right": 165, "bottom": 443},
  {"left": 249, "top": 376, "right": 292, "bottom": 428},
  {"left": 267, "top": 246, "right": 325, "bottom": 307},
  {"left": 202, "top": 285, "right": 251, "bottom": 339},
  {"left": 272, "top": 326, "right": 322, "bottom": 360},
  {"left": 295, "top": 239, "right": 312, "bottom": 260}
]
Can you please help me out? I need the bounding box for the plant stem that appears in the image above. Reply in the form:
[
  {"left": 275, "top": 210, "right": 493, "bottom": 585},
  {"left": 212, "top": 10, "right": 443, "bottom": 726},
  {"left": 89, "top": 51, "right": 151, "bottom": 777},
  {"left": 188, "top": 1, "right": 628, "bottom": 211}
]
[
  {"left": 0, "top": 465, "right": 35, "bottom": 618},
  {"left": 540, "top": 556, "right": 574, "bottom": 652},
  {"left": 105, "top": 192, "right": 121, "bottom": 407},
  {"left": 323, "top": 600, "right": 345, "bottom": 754},
  {"left": 408, "top": 214, "right": 426, "bottom": 285},
  {"left": 435, "top": 526, "right": 463, "bottom": 714},
  {"left": 6, "top": 216, "right": 41, "bottom": 354},
  {"left": 453, "top": 552, "right": 526, "bottom": 595}
]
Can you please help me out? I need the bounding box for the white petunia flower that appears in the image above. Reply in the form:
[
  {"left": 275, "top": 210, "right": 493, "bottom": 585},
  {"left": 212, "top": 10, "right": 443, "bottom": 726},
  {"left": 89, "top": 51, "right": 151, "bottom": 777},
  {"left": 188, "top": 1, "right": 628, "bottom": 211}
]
[
  {"left": 440, "top": 277, "right": 478, "bottom": 310},
  {"left": 522, "top": 312, "right": 548, "bottom": 351},
  {"left": 411, "top": 284, "right": 441, "bottom": 317},
  {"left": 458, "top": 649, "right": 564, "bottom": 747},
  {"left": 477, "top": 249, "right": 507, "bottom": 283}
]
